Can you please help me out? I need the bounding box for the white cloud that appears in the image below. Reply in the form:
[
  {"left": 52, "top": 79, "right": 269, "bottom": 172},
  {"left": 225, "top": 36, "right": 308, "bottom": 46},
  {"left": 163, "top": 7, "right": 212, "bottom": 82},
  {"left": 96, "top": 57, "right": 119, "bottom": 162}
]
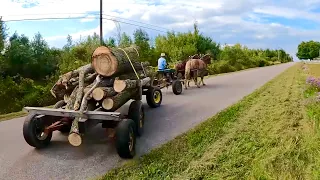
[{"left": 2, "top": 0, "right": 320, "bottom": 60}]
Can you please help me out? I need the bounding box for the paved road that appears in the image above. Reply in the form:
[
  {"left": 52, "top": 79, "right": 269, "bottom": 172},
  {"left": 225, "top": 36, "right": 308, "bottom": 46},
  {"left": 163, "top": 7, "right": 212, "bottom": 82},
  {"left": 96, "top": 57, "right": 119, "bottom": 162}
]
[{"left": 0, "top": 62, "right": 295, "bottom": 180}]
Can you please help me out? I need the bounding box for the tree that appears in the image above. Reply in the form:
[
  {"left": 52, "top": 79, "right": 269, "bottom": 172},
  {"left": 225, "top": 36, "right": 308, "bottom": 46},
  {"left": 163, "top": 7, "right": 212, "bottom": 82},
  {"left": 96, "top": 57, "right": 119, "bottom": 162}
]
[
  {"left": 296, "top": 40, "right": 320, "bottom": 60},
  {"left": 119, "top": 32, "right": 133, "bottom": 48},
  {"left": 63, "top": 34, "right": 73, "bottom": 51},
  {"left": 106, "top": 37, "right": 116, "bottom": 47},
  {"left": 0, "top": 16, "right": 7, "bottom": 51},
  {"left": 133, "top": 28, "right": 150, "bottom": 62}
]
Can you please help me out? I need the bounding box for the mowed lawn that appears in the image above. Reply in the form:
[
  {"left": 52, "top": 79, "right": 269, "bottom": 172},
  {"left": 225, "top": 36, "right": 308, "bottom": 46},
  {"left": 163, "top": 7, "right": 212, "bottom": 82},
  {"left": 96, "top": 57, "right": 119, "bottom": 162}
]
[{"left": 100, "top": 63, "right": 320, "bottom": 180}]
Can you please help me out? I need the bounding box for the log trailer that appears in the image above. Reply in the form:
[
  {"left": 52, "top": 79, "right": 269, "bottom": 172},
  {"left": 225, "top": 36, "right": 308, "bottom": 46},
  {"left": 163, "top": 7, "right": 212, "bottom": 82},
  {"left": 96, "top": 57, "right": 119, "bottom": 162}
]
[{"left": 22, "top": 45, "right": 163, "bottom": 159}]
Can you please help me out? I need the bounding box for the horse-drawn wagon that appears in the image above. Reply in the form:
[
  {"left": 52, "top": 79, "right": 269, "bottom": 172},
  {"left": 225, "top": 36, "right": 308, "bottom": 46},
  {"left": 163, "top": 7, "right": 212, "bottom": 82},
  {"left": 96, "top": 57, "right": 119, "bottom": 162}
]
[{"left": 22, "top": 45, "right": 162, "bottom": 159}]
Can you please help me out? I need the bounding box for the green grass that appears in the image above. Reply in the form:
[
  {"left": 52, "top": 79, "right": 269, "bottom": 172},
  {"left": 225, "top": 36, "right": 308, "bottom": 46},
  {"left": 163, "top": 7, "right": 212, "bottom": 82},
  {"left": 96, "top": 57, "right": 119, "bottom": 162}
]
[
  {"left": 303, "top": 63, "right": 320, "bottom": 134},
  {"left": 0, "top": 111, "right": 28, "bottom": 122},
  {"left": 0, "top": 105, "right": 53, "bottom": 122},
  {"left": 100, "top": 63, "right": 320, "bottom": 180}
]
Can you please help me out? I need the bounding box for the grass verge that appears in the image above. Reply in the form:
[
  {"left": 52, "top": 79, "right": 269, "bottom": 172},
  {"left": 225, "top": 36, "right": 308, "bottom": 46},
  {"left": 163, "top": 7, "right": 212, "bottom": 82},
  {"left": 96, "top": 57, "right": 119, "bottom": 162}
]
[
  {"left": 100, "top": 63, "right": 320, "bottom": 179},
  {"left": 0, "top": 105, "right": 53, "bottom": 122},
  {"left": 303, "top": 63, "right": 320, "bottom": 135}
]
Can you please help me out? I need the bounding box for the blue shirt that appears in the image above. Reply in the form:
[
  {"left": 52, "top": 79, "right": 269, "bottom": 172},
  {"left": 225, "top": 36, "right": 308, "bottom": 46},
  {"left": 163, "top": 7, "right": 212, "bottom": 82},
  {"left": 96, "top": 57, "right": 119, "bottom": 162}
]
[{"left": 158, "top": 57, "right": 167, "bottom": 70}]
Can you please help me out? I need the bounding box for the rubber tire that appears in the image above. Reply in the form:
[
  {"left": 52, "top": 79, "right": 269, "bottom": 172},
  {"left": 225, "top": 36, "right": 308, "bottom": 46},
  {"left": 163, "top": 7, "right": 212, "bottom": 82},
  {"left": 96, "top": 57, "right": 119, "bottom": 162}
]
[
  {"left": 128, "top": 100, "right": 145, "bottom": 136},
  {"left": 172, "top": 80, "right": 182, "bottom": 95},
  {"left": 115, "top": 119, "right": 136, "bottom": 159},
  {"left": 53, "top": 100, "right": 71, "bottom": 133},
  {"left": 23, "top": 114, "right": 53, "bottom": 149},
  {"left": 146, "top": 87, "right": 162, "bottom": 108}
]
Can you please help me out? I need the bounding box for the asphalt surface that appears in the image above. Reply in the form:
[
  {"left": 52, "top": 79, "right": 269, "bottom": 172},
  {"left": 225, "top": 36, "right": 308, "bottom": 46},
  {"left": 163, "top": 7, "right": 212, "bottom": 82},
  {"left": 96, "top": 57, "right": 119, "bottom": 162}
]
[{"left": 0, "top": 62, "right": 295, "bottom": 180}]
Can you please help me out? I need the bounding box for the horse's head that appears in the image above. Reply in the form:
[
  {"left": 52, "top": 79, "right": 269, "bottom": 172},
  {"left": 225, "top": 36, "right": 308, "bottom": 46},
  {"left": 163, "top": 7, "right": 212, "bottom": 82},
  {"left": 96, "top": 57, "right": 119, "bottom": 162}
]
[
  {"left": 190, "top": 54, "right": 201, "bottom": 59},
  {"left": 174, "top": 57, "right": 188, "bottom": 71},
  {"left": 201, "top": 54, "right": 212, "bottom": 65}
]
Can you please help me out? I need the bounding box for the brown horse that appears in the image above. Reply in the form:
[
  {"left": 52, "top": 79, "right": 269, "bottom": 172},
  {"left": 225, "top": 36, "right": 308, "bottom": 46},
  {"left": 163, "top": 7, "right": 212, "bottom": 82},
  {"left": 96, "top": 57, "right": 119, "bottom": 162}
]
[
  {"left": 174, "top": 54, "right": 201, "bottom": 79},
  {"left": 184, "top": 54, "right": 212, "bottom": 89}
]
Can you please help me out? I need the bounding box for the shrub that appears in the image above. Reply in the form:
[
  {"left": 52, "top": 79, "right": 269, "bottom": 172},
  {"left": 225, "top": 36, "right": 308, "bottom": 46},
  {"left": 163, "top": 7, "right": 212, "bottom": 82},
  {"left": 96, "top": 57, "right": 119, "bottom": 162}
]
[
  {"left": 217, "top": 61, "right": 237, "bottom": 73},
  {"left": 0, "top": 76, "right": 55, "bottom": 114}
]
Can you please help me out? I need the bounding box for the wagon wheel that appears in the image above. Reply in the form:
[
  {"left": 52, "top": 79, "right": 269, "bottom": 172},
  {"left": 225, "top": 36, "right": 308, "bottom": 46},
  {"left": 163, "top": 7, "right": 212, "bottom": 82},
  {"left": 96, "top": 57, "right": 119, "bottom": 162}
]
[
  {"left": 23, "top": 113, "right": 53, "bottom": 149},
  {"left": 172, "top": 80, "right": 183, "bottom": 95},
  {"left": 128, "top": 100, "right": 145, "bottom": 136},
  {"left": 115, "top": 119, "right": 136, "bottom": 159},
  {"left": 146, "top": 86, "right": 162, "bottom": 108}
]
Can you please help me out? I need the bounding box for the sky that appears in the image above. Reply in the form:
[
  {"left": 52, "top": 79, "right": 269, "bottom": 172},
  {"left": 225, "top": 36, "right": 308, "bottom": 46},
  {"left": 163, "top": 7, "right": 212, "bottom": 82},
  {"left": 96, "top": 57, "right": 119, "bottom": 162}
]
[{"left": 1, "top": 0, "right": 320, "bottom": 61}]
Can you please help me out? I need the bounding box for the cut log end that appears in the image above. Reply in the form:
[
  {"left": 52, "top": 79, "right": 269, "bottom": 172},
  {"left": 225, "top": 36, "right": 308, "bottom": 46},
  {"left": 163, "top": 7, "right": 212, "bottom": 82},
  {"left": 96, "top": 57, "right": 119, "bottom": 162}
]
[
  {"left": 113, "top": 80, "right": 127, "bottom": 92},
  {"left": 92, "top": 88, "right": 105, "bottom": 101},
  {"left": 102, "top": 98, "right": 114, "bottom": 110},
  {"left": 92, "top": 46, "right": 118, "bottom": 77},
  {"left": 68, "top": 133, "right": 82, "bottom": 147}
]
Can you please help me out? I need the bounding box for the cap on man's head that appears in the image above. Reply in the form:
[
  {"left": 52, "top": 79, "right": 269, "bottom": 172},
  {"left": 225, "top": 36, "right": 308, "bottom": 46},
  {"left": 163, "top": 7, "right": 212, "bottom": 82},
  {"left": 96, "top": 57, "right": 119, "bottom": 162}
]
[{"left": 161, "top": 53, "right": 166, "bottom": 57}]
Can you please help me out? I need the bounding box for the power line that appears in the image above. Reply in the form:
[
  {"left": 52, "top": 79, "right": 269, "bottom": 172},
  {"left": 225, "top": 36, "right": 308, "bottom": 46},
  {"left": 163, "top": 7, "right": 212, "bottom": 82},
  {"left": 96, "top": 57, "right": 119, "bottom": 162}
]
[
  {"left": 1, "top": 16, "right": 168, "bottom": 33},
  {"left": 1, "top": 12, "right": 171, "bottom": 31}
]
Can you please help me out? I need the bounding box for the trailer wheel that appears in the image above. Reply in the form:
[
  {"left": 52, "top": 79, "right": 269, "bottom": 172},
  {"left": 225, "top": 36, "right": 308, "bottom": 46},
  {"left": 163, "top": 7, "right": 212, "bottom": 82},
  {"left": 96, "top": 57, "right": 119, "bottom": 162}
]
[
  {"left": 146, "top": 87, "right": 162, "bottom": 108},
  {"left": 53, "top": 100, "right": 71, "bottom": 133},
  {"left": 172, "top": 80, "right": 182, "bottom": 95},
  {"left": 115, "top": 119, "right": 136, "bottom": 159},
  {"left": 23, "top": 114, "right": 52, "bottom": 149},
  {"left": 128, "top": 100, "right": 145, "bottom": 136}
]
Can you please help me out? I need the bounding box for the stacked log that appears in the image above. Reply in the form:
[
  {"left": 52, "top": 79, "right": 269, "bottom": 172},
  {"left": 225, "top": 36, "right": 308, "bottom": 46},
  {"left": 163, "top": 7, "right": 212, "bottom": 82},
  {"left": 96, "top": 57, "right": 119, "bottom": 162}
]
[{"left": 50, "top": 45, "right": 154, "bottom": 146}]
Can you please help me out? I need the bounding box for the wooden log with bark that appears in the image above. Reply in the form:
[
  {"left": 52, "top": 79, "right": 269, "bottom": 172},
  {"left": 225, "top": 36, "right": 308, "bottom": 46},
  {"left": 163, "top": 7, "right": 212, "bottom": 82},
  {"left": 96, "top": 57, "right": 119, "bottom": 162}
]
[
  {"left": 92, "top": 87, "right": 117, "bottom": 101},
  {"left": 113, "top": 77, "right": 151, "bottom": 93},
  {"left": 50, "top": 70, "right": 97, "bottom": 99},
  {"left": 102, "top": 89, "right": 139, "bottom": 111},
  {"left": 56, "top": 64, "right": 95, "bottom": 88},
  {"left": 68, "top": 75, "right": 102, "bottom": 146},
  {"left": 91, "top": 45, "right": 145, "bottom": 77}
]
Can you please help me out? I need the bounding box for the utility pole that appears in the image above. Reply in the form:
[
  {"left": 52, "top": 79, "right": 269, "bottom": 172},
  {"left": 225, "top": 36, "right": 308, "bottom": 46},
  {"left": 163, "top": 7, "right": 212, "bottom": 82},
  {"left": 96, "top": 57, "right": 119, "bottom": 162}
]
[
  {"left": 278, "top": 49, "right": 280, "bottom": 61},
  {"left": 100, "top": 0, "right": 103, "bottom": 45}
]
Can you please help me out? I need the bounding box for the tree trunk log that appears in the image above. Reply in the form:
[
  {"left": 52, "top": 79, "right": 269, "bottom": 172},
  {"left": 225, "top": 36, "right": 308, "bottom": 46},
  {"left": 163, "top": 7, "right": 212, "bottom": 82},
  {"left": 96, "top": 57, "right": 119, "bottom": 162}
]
[
  {"left": 68, "top": 130, "right": 82, "bottom": 146},
  {"left": 113, "top": 77, "right": 151, "bottom": 93},
  {"left": 51, "top": 71, "right": 97, "bottom": 99},
  {"left": 92, "top": 87, "right": 117, "bottom": 101},
  {"left": 57, "top": 64, "right": 94, "bottom": 87},
  {"left": 68, "top": 75, "right": 101, "bottom": 147},
  {"left": 73, "top": 70, "right": 85, "bottom": 110},
  {"left": 102, "top": 89, "right": 138, "bottom": 111},
  {"left": 66, "top": 86, "right": 79, "bottom": 110},
  {"left": 83, "top": 86, "right": 93, "bottom": 100},
  {"left": 91, "top": 45, "right": 144, "bottom": 77},
  {"left": 113, "top": 79, "right": 138, "bottom": 93}
]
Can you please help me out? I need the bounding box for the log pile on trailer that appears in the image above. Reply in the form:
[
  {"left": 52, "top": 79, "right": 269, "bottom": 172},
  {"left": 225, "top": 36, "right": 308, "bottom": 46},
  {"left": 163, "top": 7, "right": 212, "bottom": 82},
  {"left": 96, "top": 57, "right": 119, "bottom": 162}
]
[
  {"left": 55, "top": 45, "right": 152, "bottom": 146},
  {"left": 23, "top": 44, "right": 163, "bottom": 159}
]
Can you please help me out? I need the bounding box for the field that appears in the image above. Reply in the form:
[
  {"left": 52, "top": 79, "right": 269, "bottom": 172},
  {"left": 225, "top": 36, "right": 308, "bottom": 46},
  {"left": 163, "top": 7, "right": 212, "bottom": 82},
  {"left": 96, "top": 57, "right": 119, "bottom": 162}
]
[{"left": 100, "top": 63, "right": 320, "bottom": 180}]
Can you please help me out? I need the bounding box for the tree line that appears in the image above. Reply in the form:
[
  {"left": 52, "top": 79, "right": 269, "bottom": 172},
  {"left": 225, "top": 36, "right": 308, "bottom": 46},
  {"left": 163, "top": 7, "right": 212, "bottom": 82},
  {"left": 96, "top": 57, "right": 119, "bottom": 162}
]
[{"left": 0, "top": 18, "right": 293, "bottom": 114}]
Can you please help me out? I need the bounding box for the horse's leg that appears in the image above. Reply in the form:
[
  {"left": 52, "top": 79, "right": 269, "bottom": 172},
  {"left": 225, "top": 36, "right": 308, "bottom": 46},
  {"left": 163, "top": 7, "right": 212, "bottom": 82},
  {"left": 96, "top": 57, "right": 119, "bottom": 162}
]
[
  {"left": 195, "top": 70, "right": 200, "bottom": 88},
  {"left": 200, "top": 70, "right": 206, "bottom": 86},
  {"left": 184, "top": 71, "right": 189, "bottom": 90},
  {"left": 188, "top": 71, "right": 192, "bottom": 87}
]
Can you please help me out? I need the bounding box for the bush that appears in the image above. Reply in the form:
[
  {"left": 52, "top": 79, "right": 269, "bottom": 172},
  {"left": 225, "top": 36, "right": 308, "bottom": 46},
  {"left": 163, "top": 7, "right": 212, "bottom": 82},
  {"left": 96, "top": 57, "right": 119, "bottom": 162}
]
[
  {"left": 256, "top": 58, "right": 269, "bottom": 67},
  {"left": 0, "top": 76, "right": 55, "bottom": 114},
  {"left": 217, "top": 61, "right": 237, "bottom": 73}
]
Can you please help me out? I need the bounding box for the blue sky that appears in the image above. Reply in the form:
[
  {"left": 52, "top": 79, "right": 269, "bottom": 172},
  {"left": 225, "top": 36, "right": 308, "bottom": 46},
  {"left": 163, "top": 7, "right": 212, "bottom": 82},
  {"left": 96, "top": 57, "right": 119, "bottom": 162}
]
[{"left": 2, "top": 0, "right": 320, "bottom": 61}]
